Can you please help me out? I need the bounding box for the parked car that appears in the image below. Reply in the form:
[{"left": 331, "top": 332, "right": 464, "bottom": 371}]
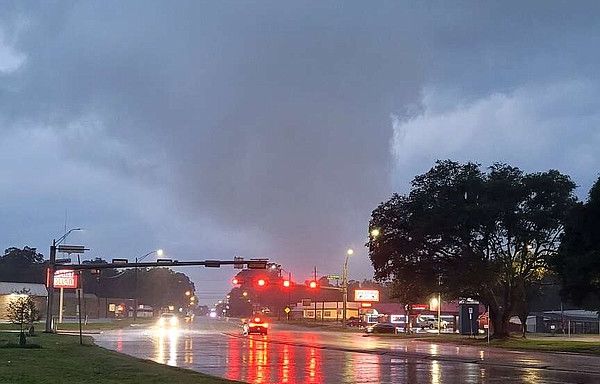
[
  {"left": 365, "top": 322, "right": 398, "bottom": 334},
  {"left": 347, "top": 316, "right": 362, "bottom": 327},
  {"left": 419, "top": 317, "right": 448, "bottom": 329}
]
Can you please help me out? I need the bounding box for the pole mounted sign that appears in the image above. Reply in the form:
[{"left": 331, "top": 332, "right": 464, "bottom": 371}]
[
  {"left": 57, "top": 245, "right": 87, "bottom": 254},
  {"left": 48, "top": 269, "right": 79, "bottom": 289},
  {"left": 354, "top": 289, "right": 380, "bottom": 302}
]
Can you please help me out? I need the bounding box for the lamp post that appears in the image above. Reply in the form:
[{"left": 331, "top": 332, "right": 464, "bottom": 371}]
[
  {"left": 134, "top": 248, "right": 163, "bottom": 321},
  {"left": 45, "top": 228, "right": 82, "bottom": 333},
  {"left": 342, "top": 248, "right": 354, "bottom": 328}
]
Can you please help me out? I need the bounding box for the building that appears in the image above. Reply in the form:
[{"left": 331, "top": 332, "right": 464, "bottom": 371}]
[
  {"left": 515, "top": 310, "right": 600, "bottom": 334},
  {"left": 0, "top": 282, "right": 47, "bottom": 321},
  {"left": 295, "top": 300, "right": 360, "bottom": 321}
]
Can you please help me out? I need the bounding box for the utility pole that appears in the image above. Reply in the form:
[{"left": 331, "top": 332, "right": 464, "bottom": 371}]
[
  {"left": 438, "top": 275, "right": 442, "bottom": 335},
  {"left": 342, "top": 249, "right": 353, "bottom": 327},
  {"left": 134, "top": 257, "right": 139, "bottom": 321},
  {"left": 313, "top": 266, "right": 317, "bottom": 322},
  {"left": 287, "top": 272, "right": 291, "bottom": 321}
]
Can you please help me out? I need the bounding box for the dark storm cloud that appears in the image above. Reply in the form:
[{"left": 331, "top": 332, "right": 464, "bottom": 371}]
[
  {"left": 1, "top": 1, "right": 600, "bottom": 293},
  {"left": 2, "top": 1, "right": 428, "bottom": 274}
]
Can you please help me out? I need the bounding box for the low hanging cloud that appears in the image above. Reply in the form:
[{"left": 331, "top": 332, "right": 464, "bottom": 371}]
[{"left": 391, "top": 81, "right": 600, "bottom": 196}]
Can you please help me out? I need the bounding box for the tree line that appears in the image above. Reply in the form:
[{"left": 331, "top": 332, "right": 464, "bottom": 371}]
[
  {"left": 0, "top": 250, "right": 195, "bottom": 310},
  {"left": 368, "top": 160, "right": 600, "bottom": 338}
]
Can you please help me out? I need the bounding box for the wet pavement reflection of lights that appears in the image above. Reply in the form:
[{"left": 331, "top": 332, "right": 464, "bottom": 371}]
[
  {"left": 116, "top": 329, "right": 123, "bottom": 352},
  {"left": 431, "top": 360, "right": 441, "bottom": 384},
  {"left": 94, "top": 319, "right": 600, "bottom": 384},
  {"left": 184, "top": 336, "right": 193, "bottom": 365},
  {"left": 153, "top": 328, "right": 180, "bottom": 367}
]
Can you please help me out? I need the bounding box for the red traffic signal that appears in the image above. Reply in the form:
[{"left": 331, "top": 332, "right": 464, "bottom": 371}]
[
  {"left": 283, "top": 280, "right": 291, "bottom": 288},
  {"left": 309, "top": 281, "right": 317, "bottom": 289},
  {"left": 257, "top": 278, "right": 266, "bottom": 287}
]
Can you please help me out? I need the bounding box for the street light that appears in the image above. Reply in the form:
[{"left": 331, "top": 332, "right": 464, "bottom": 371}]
[
  {"left": 342, "top": 248, "right": 354, "bottom": 327},
  {"left": 370, "top": 228, "right": 380, "bottom": 238},
  {"left": 45, "top": 228, "right": 83, "bottom": 333},
  {"left": 134, "top": 248, "right": 163, "bottom": 321}
]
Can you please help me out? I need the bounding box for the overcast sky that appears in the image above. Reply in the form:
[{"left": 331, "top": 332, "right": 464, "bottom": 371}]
[{"left": 1, "top": 1, "right": 599, "bottom": 304}]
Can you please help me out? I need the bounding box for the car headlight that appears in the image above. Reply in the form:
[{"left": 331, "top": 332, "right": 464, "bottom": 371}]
[
  {"left": 158, "top": 318, "right": 165, "bottom": 325},
  {"left": 170, "top": 317, "right": 178, "bottom": 326}
]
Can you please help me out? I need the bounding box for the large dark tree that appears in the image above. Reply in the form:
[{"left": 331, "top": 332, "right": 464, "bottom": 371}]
[
  {"left": 553, "top": 177, "right": 600, "bottom": 311},
  {"left": 0, "top": 247, "right": 45, "bottom": 283},
  {"left": 368, "top": 160, "right": 576, "bottom": 338}
]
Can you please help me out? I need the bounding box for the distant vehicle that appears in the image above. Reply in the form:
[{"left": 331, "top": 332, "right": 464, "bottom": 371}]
[
  {"left": 419, "top": 317, "right": 448, "bottom": 329},
  {"left": 157, "top": 312, "right": 178, "bottom": 328},
  {"left": 365, "top": 322, "right": 398, "bottom": 334},
  {"left": 347, "top": 316, "right": 362, "bottom": 327},
  {"left": 246, "top": 315, "right": 268, "bottom": 335}
]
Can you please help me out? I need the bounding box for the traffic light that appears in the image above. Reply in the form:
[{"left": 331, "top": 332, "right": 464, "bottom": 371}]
[
  {"left": 257, "top": 278, "right": 266, "bottom": 287},
  {"left": 309, "top": 280, "right": 317, "bottom": 289},
  {"left": 283, "top": 279, "right": 291, "bottom": 288}
]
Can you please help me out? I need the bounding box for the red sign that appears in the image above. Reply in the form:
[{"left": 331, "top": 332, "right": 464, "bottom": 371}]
[
  {"left": 53, "top": 270, "right": 79, "bottom": 289},
  {"left": 411, "top": 304, "right": 428, "bottom": 311}
]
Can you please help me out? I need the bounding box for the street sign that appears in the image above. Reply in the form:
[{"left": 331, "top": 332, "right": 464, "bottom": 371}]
[
  {"left": 53, "top": 270, "right": 79, "bottom": 289},
  {"left": 57, "top": 245, "right": 86, "bottom": 254},
  {"left": 205, "top": 260, "right": 221, "bottom": 268},
  {"left": 327, "top": 274, "right": 341, "bottom": 280},
  {"left": 284, "top": 307, "right": 291, "bottom": 314},
  {"left": 234, "top": 256, "right": 244, "bottom": 269},
  {"left": 247, "top": 259, "right": 268, "bottom": 269}
]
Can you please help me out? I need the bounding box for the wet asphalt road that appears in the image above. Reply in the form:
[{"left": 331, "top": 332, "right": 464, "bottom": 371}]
[{"left": 94, "top": 318, "right": 600, "bottom": 384}]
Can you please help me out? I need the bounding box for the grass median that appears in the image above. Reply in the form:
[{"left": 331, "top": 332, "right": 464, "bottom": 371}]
[
  {"left": 0, "top": 318, "right": 154, "bottom": 333},
  {"left": 0, "top": 331, "right": 240, "bottom": 384}
]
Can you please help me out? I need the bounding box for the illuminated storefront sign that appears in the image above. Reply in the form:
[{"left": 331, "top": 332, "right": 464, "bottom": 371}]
[{"left": 354, "top": 289, "right": 379, "bottom": 302}]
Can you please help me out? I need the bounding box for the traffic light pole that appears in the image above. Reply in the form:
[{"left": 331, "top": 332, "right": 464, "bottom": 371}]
[{"left": 44, "top": 241, "right": 56, "bottom": 333}]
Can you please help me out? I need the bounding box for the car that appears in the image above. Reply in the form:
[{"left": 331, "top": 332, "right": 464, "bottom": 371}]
[
  {"left": 246, "top": 316, "right": 268, "bottom": 335},
  {"left": 365, "top": 322, "right": 398, "bottom": 334},
  {"left": 347, "top": 316, "right": 362, "bottom": 327},
  {"left": 157, "top": 312, "right": 179, "bottom": 328},
  {"left": 419, "top": 317, "right": 449, "bottom": 329}
]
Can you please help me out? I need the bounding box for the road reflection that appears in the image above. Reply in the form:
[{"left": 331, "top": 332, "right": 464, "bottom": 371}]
[
  {"left": 153, "top": 328, "right": 179, "bottom": 366},
  {"left": 94, "top": 322, "right": 600, "bottom": 384}
]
